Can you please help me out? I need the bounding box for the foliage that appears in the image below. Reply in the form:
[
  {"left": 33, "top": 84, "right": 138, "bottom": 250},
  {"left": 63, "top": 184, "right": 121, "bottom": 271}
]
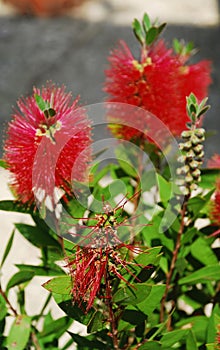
[{"left": 0, "top": 13, "right": 219, "bottom": 350}]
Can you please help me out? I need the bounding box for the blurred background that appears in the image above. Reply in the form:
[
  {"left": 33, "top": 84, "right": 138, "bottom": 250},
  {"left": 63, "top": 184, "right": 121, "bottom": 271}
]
[{"left": 0, "top": 0, "right": 220, "bottom": 158}]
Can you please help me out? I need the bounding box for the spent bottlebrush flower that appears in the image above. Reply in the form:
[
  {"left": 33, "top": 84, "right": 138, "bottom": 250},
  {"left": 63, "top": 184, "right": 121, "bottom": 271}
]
[
  {"left": 104, "top": 39, "right": 211, "bottom": 141},
  {"left": 4, "top": 82, "right": 91, "bottom": 206},
  {"left": 68, "top": 244, "right": 142, "bottom": 312},
  {"left": 66, "top": 194, "right": 149, "bottom": 311}
]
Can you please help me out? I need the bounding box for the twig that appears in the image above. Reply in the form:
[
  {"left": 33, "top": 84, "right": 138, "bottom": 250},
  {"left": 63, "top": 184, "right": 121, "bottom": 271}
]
[
  {"left": 0, "top": 285, "right": 18, "bottom": 317},
  {"left": 160, "top": 194, "right": 190, "bottom": 325},
  {"left": 105, "top": 265, "right": 119, "bottom": 350}
]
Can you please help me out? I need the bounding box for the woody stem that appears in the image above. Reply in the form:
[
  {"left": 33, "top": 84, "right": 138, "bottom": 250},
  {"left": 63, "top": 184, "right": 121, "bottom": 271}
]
[
  {"left": 160, "top": 194, "right": 190, "bottom": 325},
  {"left": 105, "top": 265, "right": 119, "bottom": 349}
]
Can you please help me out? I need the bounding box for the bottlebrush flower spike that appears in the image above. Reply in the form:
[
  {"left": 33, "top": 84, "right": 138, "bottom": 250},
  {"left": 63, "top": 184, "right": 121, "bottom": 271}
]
[
  {"left": 4, "top": 83, "right": 91, "bottom": 206},
  {"left": 104, "top": 14, "right": 211, "bottom": 142}
]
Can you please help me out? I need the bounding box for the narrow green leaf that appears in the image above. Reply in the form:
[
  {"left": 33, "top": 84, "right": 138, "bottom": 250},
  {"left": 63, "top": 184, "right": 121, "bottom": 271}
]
[
  {"left": 38, "top": 316, "right": 71, "bottom": 339},
  {"left": 146, "top": 27, "right": 158, "bottom": 45},
  {"left": 15, "top": 223, "right": 61, "bottom": 250},
  {"left": 87, "top": 311, "right": 105, "bottom": 333},
  {"left": 6, "top": 271, "right": 35, "bottom": 291},
  {"left": 113, "top": 283, "right": 151, "bottom": 305},
  {"left": 179, "top": 265, "right": 220, "bottom": 285},
  {"left": 0, "top": 200, "right": 31, "bottom": 213},
  {"left": 139, "top": 341, "right": 162, "bottom": 350},
  {"left": 158, "top": 23, "right": 166, "bottom": 35},
  {"left": 6, "top": 315, "right": 32, "bottom": 350},
  {"left": 137, "top": 284, "right": 166, "bottom": 315},
  {"left": 142, "top": 13, "right": 151, "bottom": 32},
  {"left": 186, "top": 330, "right": 198, "bottom": 350},
  {"left": 0, "top": 230, "right": 15, "bottom": 267},
  {"left": 42, "top": 276, "right": 72, "bottom": 295},
  {"left": 156, "top": 174, "right": 172, "bottom": 204},
  {"left": 53, "top": 294, "right": 94, "bottom": 325},
  {"left": 161, "top": 329, "right": 188, "bottom": 348},
  {"left": 16, "top": 264, "right": 64, "bottom": 276},
  {"left": 132, "top": 19, "right": 145, "bottom": 44},
  {"left": 122, "top": 309, "right": 146, "bottom": 325},
  {"left": 0, "top": 160, "right": 7, "bottom": 169},
  {"left": 68, "top": 332, "right": 105, "bottom": 349},
  {"left": 197, "top": 105, "right": 210, "bottom": 118},
  {"left": 191, "top": 237, "right": 218, "bottom": 266},
  {"left": 34, "top": 94, "right": 49, "bottom": 111},
  {"left": 0, "top": 295, "right": 7, "bottom": 321}
]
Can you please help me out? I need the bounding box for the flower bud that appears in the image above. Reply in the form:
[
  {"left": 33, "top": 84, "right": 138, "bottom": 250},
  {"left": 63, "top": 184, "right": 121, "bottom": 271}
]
[
  {"left": 194, "top": 128, "right": 205, "bottom": 138},
  {"left": 186, "top": 149, "right": 195, "bottom": 159},
  {"left": 185, "top": 174, "right": 194, "bottom": 183},
  {"left": 196, "top": 150, "right": 204, "bottom": 159},
  {"left": 181, "top": 130, "right": 192, "bottom": 139},
  {"left": 178, "top": 155, "right": 186, "bottom": 163},
  {"left": 192, "top": 168, "right": 201, "bottom": 179},
  {"left": 191, "top": 135, "right": 202, "bottom": 146},
  {"left": 189, "top": 160, "right": 200, "bottom": 169},
  {"left": 193, "top": 144, "right": 203, "bottom": 154},
  {"left": 190, "top": 183, "right": 198, "bottom": 191}
]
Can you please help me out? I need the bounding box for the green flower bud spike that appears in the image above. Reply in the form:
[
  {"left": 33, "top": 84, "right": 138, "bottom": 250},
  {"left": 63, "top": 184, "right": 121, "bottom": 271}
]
[{"left": 177, "top": 93, "right": 210, "bottom": 195}]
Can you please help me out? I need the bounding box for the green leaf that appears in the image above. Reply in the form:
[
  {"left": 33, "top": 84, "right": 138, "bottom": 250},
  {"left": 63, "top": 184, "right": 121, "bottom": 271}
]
[
  {"left": 0, "top": 160, "right": 7, "bottom": 169},
  {"left": 191, "top": 237, "right": 218, "bottom": 266},
  {"left": 113, "top": 283, "right": 152, "bottom": 305},
  {"left": 142, "top": 13, "right": 151, "bottom": 32},
  {"left": 132, "top": 19, "right": 144, "bottom": 44},
  {"left": 38, "top": 316, "right": 72, "bottom": 340},
  {"left": 114, "top": 146, "right": 138, "bottom": 178},
  {"left": 0, "top": 200, "right": 31, "bottom": 213},
  {"left": 122, "top": 309, "right": 146, "bottom": 325},
  {"left": 0, "top": 230, "right": 15, "bottom": 267},
  {"left": 200, "top": 169, "right": 220, "bottom": 189},
  {"left": 156, "top": 174, "right": 172, "bottom": 204},
  {"left": 6, "top": 315, "right": 32, "bottom": 350},
  {"left": 137, "top": 284, "right": 166, "bottom": 316},
  {"left": 161, "top": 329, "right": 189, "bottom": 348},
  {"left": 146, "top": 27, "right": 158, "bottom": 45},
  {"left": 34, "top": 94, "right": 50, "bottom": 111},
  {"left": 42, "top": 276, "right": 72, "bottom": 295},
  {"left": 0, "top": 295, "right": 7, "bottom": 321},
  {"left": 206, "top": 344, "right": 215, "bottom": 350},
  {"left": 87, "top": 311, "right": 105, "bottom": 333},
  {"left": 15, "top": 223, "right": 61, "bottom": 250},
  {"left": 176, "top": 316, "right": 208, "bottom": 343},
  {"left": 186, "top": 330, "right": 198, "bottom": 350},
  {"left": 179, "top": 265, "right": 220, "bottom": 285},
  {"left": 16, "top": 264, "right": 64, "bottom": 276},
  {"left": 6, "top": 271, "right": 35, "bottom": 291},
  {"left": 68, "top": 332, "right": 105, "bottom": 349},
  {"left": 139, "top": 341, "right": 162, "bottom": 350},
  {"left": 53, "top": 294, "right": 94, "bottom": 325}
]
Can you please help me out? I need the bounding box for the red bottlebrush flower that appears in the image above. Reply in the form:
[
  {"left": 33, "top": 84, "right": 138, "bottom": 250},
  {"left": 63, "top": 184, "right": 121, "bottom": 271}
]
[
  {"left": 207, "top": 154, "right": 220, "bottom": 169},
  {"left": 4, "top": 83, "right": 91, "bottom": 206},
  {"left": 104, "top": 40, "right": 211, "bottom": 141},
  {"left": 210, "top": 179, "right": 220, "bottom": 227}
]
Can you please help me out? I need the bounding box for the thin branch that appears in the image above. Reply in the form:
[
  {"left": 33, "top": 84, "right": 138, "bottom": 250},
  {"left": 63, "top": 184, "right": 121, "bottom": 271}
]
[
  {"left": 105, "top": 265, "right": 119, "bottom": 350},
  {"left": 160, "top": 194, "right": 190, "bottom": 325},
  {"left": 0, "top": 285, "right": 18, "bottom": 317}
]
